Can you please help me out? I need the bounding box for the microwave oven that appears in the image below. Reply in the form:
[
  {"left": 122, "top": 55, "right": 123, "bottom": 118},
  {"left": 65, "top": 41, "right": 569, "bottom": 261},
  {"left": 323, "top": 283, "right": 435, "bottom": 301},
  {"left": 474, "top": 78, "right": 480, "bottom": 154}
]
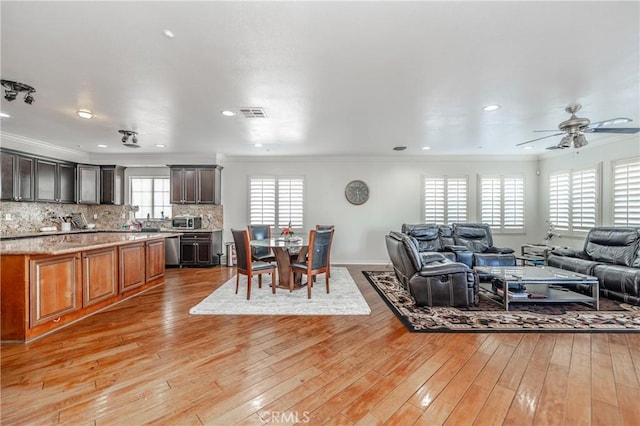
[{"left": 172, "top": 216, "right": 202, "bottom": 229}]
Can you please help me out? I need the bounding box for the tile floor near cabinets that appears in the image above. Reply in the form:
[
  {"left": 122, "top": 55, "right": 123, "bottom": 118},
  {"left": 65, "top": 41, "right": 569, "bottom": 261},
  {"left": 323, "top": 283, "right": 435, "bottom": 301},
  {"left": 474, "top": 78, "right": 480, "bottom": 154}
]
[{"left": 1, "top": 266, "right": 639, "bottom": 425}]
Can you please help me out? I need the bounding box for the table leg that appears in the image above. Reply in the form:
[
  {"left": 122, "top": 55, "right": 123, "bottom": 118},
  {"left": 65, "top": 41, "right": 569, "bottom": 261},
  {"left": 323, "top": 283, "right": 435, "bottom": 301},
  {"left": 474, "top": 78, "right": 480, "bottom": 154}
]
[{"left": 272, "top": 247, "right": 308, "bottom": 290}]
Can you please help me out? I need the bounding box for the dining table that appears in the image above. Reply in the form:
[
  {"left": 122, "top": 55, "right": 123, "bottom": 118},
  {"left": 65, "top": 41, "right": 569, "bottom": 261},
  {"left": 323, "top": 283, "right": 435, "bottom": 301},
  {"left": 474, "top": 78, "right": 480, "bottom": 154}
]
[{"left": 249, "top": 236, "right": 309, "bottom": 290}]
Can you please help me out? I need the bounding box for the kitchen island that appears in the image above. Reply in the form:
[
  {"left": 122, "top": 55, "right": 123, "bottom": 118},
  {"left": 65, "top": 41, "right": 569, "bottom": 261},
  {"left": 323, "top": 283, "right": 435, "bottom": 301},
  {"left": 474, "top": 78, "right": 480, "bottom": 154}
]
[{"left": 1, "top": 232, "right": 177, "bottom": 342}]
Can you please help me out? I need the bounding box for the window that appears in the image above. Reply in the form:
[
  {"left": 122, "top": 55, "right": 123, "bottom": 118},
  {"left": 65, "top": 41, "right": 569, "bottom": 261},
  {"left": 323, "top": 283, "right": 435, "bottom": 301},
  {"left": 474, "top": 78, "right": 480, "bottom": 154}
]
[
  {"left": 423, "top": 176, "right": 467, "bottom": 224},
  {"left": 613, "top": 157, "right": 640, "bottom": 226},
  {"left": 130, "top": 177, "right": 171, "bottom": 219},
  {"left": 479, "top": 175, "right": 525, "bottom": 232},
  {"left": 249, "top": 176, "right": 304, "bottom": 230},
  {"left": 549, "top": 165, "right": 599, "bottom": 233}
]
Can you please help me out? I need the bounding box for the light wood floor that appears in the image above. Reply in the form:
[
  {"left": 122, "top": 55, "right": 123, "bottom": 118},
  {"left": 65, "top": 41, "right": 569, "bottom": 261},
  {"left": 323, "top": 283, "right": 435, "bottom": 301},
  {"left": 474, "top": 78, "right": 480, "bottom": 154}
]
[{"left": 2, "top": 265, "right": 639, "bottom": 425}]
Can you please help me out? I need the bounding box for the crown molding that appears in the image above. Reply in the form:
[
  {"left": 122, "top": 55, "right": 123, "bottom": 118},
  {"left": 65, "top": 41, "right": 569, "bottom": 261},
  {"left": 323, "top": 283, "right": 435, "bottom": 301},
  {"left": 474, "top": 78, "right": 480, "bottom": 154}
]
[
  {"left": 88, "top": 152, "right": 221, "bottom": 167},
  {"left": 0, "top": 131, "right": 90, "bottom": 163}
]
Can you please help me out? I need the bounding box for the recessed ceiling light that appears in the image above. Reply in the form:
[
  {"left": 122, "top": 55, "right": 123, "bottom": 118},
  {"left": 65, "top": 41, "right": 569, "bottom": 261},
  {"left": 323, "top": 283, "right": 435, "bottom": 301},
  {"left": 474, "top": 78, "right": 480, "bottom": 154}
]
[
  {"left": 422, "top": 146, "right": 431, "bottom": 150},
  {"left": 254, "top": 143, "right": 263, "bottom": 148},
  {"left": 221, "top": 110, "right": 235, "bottom": 117},
  {"left": 97, "top": 144, "right": 107, "bottom": 148},
  {"left": 163, "top": 29, "right": 175, "bottom": 38},
  {"left": 0, "top": 112, "right": 9, "bottom": 118},
  {"left": 155, "top": 144, "right": 166, "bottom": 148},
  {"left": 523, "top": 146, "right": 533, "bottom": 150},
  {"left": 76, "top": 109, "right": 94, "bottom": 119},
  {"left": 483, "top": 104, "right": 501, "bottom": 111}
]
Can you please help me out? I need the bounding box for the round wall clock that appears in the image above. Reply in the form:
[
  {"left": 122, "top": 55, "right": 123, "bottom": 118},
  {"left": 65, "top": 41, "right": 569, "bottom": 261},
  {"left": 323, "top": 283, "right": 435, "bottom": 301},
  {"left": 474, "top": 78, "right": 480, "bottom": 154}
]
[{"left": 345, "top": 180, "right": 370, "bottom": 205}]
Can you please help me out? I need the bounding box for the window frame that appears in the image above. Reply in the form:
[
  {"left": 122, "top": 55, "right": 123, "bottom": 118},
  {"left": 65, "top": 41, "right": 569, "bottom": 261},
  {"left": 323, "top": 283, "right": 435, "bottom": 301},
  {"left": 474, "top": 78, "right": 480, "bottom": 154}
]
[
  {"left": 422, "top": 175, "right": 469, "bottom": 225},
  {"left": 478, "top": 174, "right": 526, "bottom": 234},
  {"left": 612, "top": 156, "right": 640, "bottom": 227},
  {"left": 249, "top": 175, "right": 305, "bottom": 232},
  {"left": 129, "top": 176, "right": 172, "bottom": 220},
  {"left": 548, "top": 163, "right": 601, "bottom": 235}
]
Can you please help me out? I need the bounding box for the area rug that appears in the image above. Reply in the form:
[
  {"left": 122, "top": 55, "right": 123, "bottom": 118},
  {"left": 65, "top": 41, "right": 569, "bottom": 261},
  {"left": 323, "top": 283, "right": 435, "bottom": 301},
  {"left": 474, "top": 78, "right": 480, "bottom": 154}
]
[
  {"left": 190, "top": 267, "right": 370, "bottom": 316},
  {"left": 364, "top": 270, "right": 640, "bottom": 333}
]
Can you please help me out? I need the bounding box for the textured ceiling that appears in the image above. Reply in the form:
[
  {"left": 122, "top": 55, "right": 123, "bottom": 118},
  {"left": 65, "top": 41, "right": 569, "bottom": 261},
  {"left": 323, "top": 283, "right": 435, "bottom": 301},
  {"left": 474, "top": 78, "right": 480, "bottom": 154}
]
[{"left": 1, "top": 1, "right": 638, "bottom": 161}]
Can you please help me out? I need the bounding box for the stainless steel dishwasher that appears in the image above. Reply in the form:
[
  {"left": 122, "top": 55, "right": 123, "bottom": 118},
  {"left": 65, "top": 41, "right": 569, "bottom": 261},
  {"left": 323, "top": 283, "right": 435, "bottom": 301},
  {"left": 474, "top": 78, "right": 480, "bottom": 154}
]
[{"left": 165, "top": 235, "right": 180, "bottom": 267}]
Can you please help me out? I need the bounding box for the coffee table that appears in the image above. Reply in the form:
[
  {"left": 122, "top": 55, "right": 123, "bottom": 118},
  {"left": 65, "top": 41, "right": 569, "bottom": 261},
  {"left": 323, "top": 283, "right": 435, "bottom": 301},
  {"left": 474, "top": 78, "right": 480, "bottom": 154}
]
[{"left": 474, "top": 265, "right": 599, "bottom": 311}]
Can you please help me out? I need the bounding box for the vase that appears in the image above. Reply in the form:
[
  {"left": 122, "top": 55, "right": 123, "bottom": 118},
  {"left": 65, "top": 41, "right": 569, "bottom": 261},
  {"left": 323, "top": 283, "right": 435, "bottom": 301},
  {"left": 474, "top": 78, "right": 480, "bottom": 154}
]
[{"left": 284, "top": 235, "right": 290, "bottom": 242}]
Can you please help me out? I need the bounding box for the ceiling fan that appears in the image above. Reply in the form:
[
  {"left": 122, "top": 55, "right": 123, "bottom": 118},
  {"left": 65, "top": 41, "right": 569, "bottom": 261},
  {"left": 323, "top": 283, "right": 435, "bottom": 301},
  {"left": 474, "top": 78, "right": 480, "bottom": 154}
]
[{"left": 517, "top": 104, "right": 640, "bottom": 150}]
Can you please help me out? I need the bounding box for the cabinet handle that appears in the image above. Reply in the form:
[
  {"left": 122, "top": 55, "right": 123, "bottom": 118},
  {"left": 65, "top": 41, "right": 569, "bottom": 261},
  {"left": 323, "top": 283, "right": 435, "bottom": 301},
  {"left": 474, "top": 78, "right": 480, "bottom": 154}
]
[{"left": 53, "top": 317, "right": 61, "bottom": 323}]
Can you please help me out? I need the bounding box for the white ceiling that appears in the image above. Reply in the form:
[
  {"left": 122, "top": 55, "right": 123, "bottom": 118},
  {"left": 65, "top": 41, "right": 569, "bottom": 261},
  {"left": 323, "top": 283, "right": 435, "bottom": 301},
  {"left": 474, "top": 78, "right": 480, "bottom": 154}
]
[{"left": 1, "top": 1, "right": 639, "bottom": 161}]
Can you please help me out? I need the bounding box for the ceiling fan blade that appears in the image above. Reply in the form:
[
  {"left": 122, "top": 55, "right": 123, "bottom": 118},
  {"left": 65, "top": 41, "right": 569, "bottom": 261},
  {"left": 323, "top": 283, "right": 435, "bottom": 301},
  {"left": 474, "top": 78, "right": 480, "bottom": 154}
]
[
  {"left": 533, "top": 130, "right": 562, "bottom": 133},
  {"left": 589, "top": 117, "right": 632, "bottom": 129},
  {"left": 516, "top": 132, "right": 564, "bottom": 146},
  {"left": 590, "top": 127, "right": 640, "bottom": 134},
  {"left": 546, "top": 145, "right": 565, "bottom": 150}
]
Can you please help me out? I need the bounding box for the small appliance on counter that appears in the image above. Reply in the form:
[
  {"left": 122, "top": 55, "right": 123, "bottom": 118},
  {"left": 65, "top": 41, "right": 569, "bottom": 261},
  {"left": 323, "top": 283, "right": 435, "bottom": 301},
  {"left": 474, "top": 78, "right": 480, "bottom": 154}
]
[{"left": 172, "top": 216, "right": 202, "bottom": 230}]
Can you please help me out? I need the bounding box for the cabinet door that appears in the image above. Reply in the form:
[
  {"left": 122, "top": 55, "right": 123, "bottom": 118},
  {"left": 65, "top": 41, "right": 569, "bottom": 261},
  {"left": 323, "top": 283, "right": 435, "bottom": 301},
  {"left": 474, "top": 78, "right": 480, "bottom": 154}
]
[
  {"left": 180, "top": 243, "right": 196, "bottom": 265},
  {"left": 83, "top": 248, "right": 117, "bottom": 307},
  {"left": 112, "top": 166, "right": 125, "bottom": 205},
  {"left": 197, "top": 168, "right": 219, "bottom": 204},
  {"left": 146, "top": 240, "right": 166, "bottom": 282},
  {"left": 183, "top": 169, "right": 197, "bottom": 203},
  {"left": 170, "top": 168, "right": 184, "bottom": 203},
  {"left": 57, "top": 163, "right": 77, "bottom": 203},
  {"left": 16, "top": 156, "right": 34, "bottom": 201},
  {"left": 119, "top": 243, "right": 146, "bottom": 292},
  {"left": 29, "top": 254, "right": 81, "bottom": 327},
  {"left": 78, "top": 165, "right": 100, "bottom": 204},
  {"left": 196, "top": 242, "right": 212, "bottom": 264},
  {"left": 0, "top": 152, "right": 16, "bottom": 201},
  {"left": 35, "top": 159, "right": 57, "bottom": 202}
]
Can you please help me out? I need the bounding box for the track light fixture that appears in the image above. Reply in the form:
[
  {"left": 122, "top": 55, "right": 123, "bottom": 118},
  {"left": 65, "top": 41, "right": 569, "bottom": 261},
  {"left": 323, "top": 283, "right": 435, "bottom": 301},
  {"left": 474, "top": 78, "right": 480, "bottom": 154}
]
[
  {"left": 118, "top": 130, "right": 141, "bottom": 148},
  {"left": 1, "top": 79, "right": 36, "bottom": 104}
]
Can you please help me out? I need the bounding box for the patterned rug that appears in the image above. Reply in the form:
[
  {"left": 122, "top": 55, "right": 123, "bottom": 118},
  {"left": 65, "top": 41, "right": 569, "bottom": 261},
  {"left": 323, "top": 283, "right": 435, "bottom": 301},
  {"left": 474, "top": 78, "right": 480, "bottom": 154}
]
[
  {"left": 363, "top": 270, "right": 640, "bottom": 333},
  {"left": 190, "top": 267, "right": 370, "bottom": 316}
]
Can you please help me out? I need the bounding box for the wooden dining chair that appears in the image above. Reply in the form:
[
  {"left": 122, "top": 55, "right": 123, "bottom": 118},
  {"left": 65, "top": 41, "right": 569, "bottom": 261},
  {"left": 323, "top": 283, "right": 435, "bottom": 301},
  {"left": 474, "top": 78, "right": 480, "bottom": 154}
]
[
  {"left": 315, "top": 225, "right": 334, "bottom": 277},
  {"left": 247, "top": 224, "right": 276, "bottom": 262},
  {"left": 232, "top": 229, "right": 276, "bottom": 300},
  {"left": 290, "top": 228, "right": 334, "bottom": 298}
]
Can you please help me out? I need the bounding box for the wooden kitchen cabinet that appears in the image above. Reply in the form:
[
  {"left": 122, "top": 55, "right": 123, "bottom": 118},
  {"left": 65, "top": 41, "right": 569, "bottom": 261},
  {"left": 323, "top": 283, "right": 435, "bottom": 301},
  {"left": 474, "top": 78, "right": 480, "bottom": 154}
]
[
  {"left": 29, "top": 253, "right": 81, "bottom": 328},
  {"left": 1, "top": 151, "right": 35, "bottom": 202},
  {"left": 35, "top": 158, "right": 76, "bottom": 203},
  {"left": 119, "top": 242, "right": 146, "bottom": 293},
  {"left": 77, "top": 164, "right": 101, "bottom": 205},
  {"left": 82, "top": 247, "right": 117, "bottom": 307},
  {"left": 145, "top": 239, "right": 166, "bottom": 282},
  {"left": 100, "top": 165, "right": 125, "bottom": 205},
  {"left": 169, "top": 165, "right": 222, "bottom": 204}
]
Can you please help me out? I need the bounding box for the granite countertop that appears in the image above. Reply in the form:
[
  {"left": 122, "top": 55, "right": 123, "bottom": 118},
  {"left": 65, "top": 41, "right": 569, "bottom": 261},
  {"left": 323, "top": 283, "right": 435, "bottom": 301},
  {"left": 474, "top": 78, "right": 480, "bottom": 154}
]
[
  {"left": 0, "top": 227, "right": 223, "bottom": 240},
  {"left": 0, "top": 232, "right": 180, "bottom": 256}
]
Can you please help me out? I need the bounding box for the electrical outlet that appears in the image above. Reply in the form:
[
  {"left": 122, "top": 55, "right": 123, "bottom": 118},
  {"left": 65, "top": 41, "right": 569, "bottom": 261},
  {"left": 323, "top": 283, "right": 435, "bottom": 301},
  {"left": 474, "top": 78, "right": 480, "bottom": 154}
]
[
  {"left": 4, "top": 213, "right": 12, "bottom": 220},
  {"left": 93, "top": 213, "right": 98, "bottom": 220},
  {"left": 207, "top": 214, "right": 213, "bottom": 220}
]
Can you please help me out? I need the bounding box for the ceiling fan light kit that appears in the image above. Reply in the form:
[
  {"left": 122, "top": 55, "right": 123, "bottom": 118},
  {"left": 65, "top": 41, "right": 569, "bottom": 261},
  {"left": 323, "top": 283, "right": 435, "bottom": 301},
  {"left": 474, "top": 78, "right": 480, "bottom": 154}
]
[
  {"left": 517, "top": 104, "right": 640, "bottom": 150},
  {"left": 119, "top": 130, "right": 140, "bottom": 148}
]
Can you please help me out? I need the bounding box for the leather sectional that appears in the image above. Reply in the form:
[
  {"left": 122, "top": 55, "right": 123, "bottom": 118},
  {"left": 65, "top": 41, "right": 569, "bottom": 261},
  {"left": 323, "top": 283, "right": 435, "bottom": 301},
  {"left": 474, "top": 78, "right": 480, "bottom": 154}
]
[{"left": 547, "top": 227, "right": 640, "bottom": 305}]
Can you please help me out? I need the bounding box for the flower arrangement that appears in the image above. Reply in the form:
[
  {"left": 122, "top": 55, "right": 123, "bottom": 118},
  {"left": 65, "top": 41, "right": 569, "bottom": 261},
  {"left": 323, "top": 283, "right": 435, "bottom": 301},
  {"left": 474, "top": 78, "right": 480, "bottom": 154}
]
[
  {"left": 543, "top": 220, "right": 557, "bottom": 242},
  {"left": 281, "top": 221, "right": 294, "bottom": 236}
]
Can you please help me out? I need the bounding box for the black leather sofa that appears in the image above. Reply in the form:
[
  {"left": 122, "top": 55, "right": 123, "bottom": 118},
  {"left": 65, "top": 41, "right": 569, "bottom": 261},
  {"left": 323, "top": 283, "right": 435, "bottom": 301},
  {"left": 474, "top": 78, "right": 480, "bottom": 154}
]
[
  {"left": 385, "top": 231, "right": 478, "bottom": 307},
  {"left": 547, "top": 227, "right": 640, "bottom": 305},
  {"left": 401, "top": 223, "right": 516, "bottom": 269}
]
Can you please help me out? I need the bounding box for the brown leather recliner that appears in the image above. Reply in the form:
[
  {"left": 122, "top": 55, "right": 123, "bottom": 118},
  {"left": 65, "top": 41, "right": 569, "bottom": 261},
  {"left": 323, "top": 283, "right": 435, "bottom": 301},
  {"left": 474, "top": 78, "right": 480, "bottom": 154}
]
[{"left": 385, "top": 231, "right": 478, "bottom": 307}]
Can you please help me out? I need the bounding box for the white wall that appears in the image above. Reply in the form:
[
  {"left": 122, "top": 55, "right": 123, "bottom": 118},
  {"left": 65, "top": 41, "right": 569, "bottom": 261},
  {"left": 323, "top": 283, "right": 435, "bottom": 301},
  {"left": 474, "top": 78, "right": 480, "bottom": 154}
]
[
  {"left": 221, "top": 155, "right": 540, "bottom": 264},
  {"left": 537, "top": 136, "right": 640, "bottom": 250}
]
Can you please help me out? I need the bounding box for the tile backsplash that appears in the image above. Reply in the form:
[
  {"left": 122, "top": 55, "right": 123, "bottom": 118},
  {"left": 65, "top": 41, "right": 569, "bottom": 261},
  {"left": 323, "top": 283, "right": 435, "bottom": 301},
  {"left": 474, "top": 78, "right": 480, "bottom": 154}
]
[{"left": 0, "top": 201, "right": 223, "bottom": 236}]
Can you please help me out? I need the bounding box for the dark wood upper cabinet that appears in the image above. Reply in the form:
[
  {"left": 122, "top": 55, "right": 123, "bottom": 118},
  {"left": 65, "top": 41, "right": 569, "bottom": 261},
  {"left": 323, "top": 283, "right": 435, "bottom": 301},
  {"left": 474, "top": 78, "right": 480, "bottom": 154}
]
[
  {"left": 35, "top": 159, "right": 76, "bottom": 203},
  {"left": 77, "top": 164, "right": 100, "bottom": 205},
  {"left": 1, "top": 151, "right": 34, "bottom": 202},
  {"left": 169, "top": 165, "right": 222, "bottom": 205},
  {"left": 100, "top": 165, "right": 125, "bottom": 205}
]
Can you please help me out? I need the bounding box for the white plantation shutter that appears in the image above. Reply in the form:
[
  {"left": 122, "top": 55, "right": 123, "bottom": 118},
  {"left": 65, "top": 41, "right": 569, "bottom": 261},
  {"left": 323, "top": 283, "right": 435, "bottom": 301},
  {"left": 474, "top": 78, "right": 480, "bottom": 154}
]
[
  {"left": 613, "top": 157, "right": 640, "bottom": 226},
  {"left": 249, "top": 177, "right": 276, "bottom": 225},
  {"left": 571, "top": 169, "right": 597, "bottom": 231},
  {"left": 277, "top": 178, "right": 304, "bottom": 229},
  {"left": 504, "top": 177, "right": 524, "bottom": 230},
  {"left": 480, "top": 176, "right": 524, "bottom": 232},
  {"left": 249, "top": 176, "right": 304, "bottom": 229},
  {"left": 549, "top": 172, "right": 570, "bottom": 231},
  {"left": 549, "top": 166, "right": 600, "bottom": 233},
  {"left": 480, "top": 177, "right": 501, "bottom": 226},
  {"left": 423, "top": 176, "right": 467, "bottom": 224}
]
